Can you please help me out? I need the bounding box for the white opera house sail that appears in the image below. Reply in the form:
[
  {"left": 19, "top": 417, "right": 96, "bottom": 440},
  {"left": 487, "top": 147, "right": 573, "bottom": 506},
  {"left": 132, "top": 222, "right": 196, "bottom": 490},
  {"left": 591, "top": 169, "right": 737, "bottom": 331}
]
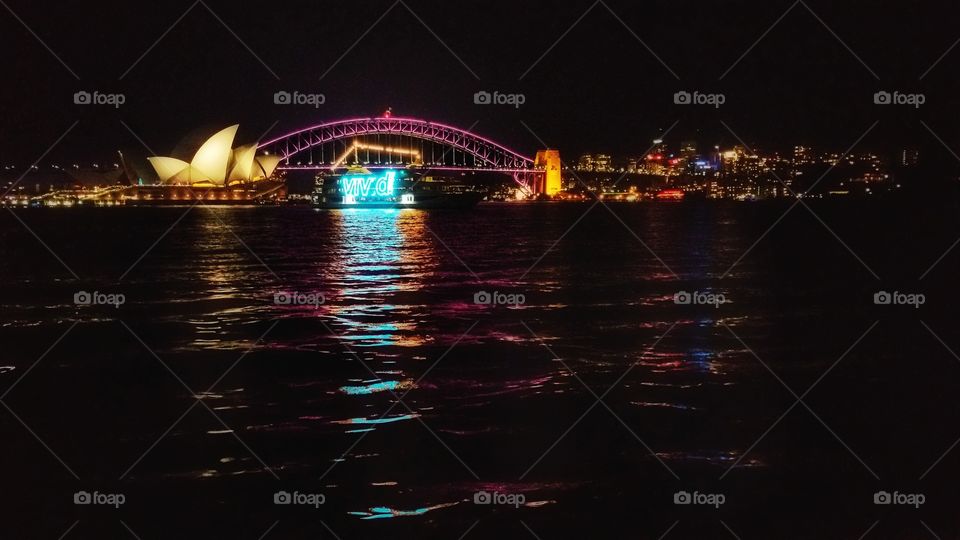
[
  {"left": 147, "top": 125, "right": 281, "bottom": 186},
  {"left": 109, "top": 125, "right": 290, "bottom": 205}
]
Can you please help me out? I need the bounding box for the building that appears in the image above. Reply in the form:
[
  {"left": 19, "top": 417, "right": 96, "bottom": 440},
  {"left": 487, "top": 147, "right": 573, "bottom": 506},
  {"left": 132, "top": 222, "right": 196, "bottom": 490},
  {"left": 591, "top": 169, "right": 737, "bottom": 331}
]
[
  {"left": 576, "top": 153, "right": 612, "bottom": 172},
  {"left": 793, "top": 145, "right": 813, "bottom": 166},
  {"left": 148, "top": 125, "right": 281, "bottom": 186},
  {"left": 577, "top": 154, "right": 596, "bottom": 171},
  {"left": 594, "top": 154, "right": 612, "bottom": 172}
]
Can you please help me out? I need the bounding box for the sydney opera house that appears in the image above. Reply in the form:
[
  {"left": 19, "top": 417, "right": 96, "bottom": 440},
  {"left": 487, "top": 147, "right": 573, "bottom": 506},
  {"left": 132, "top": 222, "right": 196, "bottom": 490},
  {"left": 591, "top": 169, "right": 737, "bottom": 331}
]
[
  {"left": 132, "top": 125, "right": 285, "bottom": 204},
  {"left": 147, "top": 125, "right": 280, "bottom": 186},
  {"left": 0, "top": 125, "right": 287, "bottom": 207}
]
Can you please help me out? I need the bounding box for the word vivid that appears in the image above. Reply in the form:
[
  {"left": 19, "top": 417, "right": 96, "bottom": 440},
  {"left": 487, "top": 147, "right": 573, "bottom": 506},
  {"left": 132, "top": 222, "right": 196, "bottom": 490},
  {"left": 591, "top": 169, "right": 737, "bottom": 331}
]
[{"left": 338, "top": 170, "right": 398, "bottom": 198}]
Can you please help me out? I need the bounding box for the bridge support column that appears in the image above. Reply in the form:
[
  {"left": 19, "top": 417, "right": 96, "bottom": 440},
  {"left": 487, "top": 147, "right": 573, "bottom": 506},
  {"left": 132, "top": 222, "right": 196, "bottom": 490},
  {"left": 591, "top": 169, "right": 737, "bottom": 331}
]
[{"left": 534, "top": 150, "right": 562, "bottom": 196}]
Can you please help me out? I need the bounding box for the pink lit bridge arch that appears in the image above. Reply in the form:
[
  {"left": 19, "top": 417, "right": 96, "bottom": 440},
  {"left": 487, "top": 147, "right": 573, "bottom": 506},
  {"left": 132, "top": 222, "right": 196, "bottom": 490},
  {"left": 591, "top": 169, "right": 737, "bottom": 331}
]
[{"left": 258, "top": 117, "right": 539, "bottom": 179}]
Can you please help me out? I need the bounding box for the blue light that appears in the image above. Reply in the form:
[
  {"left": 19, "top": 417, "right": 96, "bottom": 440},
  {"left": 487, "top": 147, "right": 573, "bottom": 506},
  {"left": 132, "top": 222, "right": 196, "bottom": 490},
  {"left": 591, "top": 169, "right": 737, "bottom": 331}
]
[{"left": 339, "top": 170, "right": 397, "bottom": 198}]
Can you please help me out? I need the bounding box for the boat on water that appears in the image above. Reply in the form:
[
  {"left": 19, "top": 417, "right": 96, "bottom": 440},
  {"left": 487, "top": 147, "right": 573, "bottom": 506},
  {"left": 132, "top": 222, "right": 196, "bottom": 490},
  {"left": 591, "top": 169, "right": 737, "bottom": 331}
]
[{"left": 311, "top": 166, "right": 483, "bottom": 209}]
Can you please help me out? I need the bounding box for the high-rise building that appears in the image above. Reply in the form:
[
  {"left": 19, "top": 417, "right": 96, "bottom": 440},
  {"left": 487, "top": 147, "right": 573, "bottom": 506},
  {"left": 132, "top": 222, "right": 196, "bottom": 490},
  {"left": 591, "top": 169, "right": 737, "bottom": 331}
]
[{"left": 680, "top": 140, "right": 697, "bottom": 159}]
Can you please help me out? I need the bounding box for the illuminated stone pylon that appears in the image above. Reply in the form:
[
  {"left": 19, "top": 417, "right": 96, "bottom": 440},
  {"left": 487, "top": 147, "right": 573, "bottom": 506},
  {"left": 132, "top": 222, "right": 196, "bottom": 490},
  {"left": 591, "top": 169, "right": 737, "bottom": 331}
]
[{"left": 534, "top": 149, "right": 562, "bottom": 196}]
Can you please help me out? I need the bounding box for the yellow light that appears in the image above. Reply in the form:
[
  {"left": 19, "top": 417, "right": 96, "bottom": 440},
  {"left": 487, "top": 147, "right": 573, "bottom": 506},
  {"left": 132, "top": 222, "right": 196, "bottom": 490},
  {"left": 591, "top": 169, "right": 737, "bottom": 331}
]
[{"left": 331, "top": 140, "right": 422, "bottom": 169}]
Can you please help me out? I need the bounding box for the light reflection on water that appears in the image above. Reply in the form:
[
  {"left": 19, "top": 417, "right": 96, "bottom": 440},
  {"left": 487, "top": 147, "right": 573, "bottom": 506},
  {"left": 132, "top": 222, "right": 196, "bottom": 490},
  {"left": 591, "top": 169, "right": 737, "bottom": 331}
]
[
  {"left": 331, "top": 413, "right": 420, "bottom": 426},
  {"left": 151, "top": 206, "right": 770, "bottom": 491},
  {"left": 339, "top": 379, "right": 415, "bottom": 395},
  {"left": 349, "top": 501, "right": 462, "bottom": 520},
  {"left": 325, "top": 208, "right": 437, "bottom": 348},
  {"left": 0, "top": 202, "right": 836, "bottom": 533}
]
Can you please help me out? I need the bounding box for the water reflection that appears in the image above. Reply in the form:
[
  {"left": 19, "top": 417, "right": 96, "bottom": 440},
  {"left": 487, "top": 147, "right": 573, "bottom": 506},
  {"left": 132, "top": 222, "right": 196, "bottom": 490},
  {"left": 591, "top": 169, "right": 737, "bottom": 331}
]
[
  {"left": 325, "top": 208, "right": 437, "bottom": 348},
  {"left": 331, "top": 413, "right": 420, "bottom": 426},
  {"left": 339, "top": 379, "right": 415, "bottom": 395},
  {"left": 349, "top": 501, "right": 461, "bottom": 520}
]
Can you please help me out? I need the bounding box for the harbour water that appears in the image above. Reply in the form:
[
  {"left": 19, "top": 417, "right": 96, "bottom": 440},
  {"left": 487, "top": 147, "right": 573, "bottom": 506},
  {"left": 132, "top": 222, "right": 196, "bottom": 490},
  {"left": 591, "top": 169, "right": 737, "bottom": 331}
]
[{"left": 1, "top": 200, "right": 958, "bottom": 539}]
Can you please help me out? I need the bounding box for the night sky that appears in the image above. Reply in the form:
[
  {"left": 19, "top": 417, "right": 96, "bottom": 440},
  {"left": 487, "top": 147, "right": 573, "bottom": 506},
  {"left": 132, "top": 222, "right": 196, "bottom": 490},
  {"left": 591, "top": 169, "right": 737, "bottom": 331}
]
[{"left": 2, "top": 0, "right": 960, "bottom": 171}]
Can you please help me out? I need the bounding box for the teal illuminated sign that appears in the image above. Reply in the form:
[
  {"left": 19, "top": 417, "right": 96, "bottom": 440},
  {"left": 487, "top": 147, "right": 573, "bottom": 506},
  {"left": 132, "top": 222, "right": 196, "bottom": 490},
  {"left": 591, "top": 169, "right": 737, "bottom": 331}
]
[{"left": 339, "top": 170, "right": 398, "bottom": 198}]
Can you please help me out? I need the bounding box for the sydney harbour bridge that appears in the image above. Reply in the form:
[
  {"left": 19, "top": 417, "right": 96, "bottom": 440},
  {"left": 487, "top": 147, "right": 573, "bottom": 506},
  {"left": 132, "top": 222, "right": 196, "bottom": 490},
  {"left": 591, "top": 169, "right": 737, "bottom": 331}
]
[{"left": 257, "top": 115, "right": 562, "bottom": 196}]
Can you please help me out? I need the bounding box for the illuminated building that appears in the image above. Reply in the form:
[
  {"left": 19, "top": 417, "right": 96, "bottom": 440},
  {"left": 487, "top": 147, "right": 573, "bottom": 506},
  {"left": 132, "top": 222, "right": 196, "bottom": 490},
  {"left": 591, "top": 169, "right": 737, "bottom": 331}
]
[
  {"left": 793, "top": 145, "right": 813, "bottom": 165},
  {"left": 125, "top": 125, "right": 288, "bottom": 205},
  {"left": 594, "top": 154, "right": 612, "bottom": 172},
  {"left": 577, "top": 154, "right": 595, "bottom": 171},
  {"left": 576, "top": 153, "right": 611, "bottom": 172},
  {"left": 147, "top": 125, "right": 281, "bottom": 186},
  {"left": 680, "top": 140, "right": 697, "bottom": 159},
  {"left": 821, "top": 152, "right": 841, "bottom": 166}
]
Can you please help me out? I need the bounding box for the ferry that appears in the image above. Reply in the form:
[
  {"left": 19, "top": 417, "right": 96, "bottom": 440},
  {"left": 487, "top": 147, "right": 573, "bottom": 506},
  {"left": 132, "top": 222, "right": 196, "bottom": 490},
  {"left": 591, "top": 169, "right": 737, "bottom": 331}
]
[{"left": 312, "top": 166, "right": 483, "bottom": 209}]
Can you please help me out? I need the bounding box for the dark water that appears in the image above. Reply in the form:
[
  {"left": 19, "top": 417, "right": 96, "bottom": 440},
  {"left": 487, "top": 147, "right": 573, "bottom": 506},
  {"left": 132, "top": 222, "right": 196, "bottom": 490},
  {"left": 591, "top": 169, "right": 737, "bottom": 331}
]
[{"left": 1, "top": 200, "right": 959, "bottom": 539}]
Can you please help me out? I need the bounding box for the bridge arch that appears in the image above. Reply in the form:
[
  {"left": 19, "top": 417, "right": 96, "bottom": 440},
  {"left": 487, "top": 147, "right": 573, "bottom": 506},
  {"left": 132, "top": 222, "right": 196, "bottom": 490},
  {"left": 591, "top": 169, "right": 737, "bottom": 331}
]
[{"left": 259, "top": 117, "right": 535, "bottom": 171}]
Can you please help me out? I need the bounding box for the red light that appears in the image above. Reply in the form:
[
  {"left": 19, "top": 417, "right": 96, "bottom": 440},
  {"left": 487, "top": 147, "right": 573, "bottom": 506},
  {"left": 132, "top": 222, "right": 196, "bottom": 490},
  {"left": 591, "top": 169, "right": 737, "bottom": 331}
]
[{"left": 656, "top": 189, "right": 685, "bottom": 200}]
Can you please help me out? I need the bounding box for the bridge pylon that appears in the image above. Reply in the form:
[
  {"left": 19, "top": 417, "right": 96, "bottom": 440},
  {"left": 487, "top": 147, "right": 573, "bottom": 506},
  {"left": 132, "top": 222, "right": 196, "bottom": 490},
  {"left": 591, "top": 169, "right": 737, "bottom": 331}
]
[{"left": 533, "top": 150, "right": 562, "bottom": 196}]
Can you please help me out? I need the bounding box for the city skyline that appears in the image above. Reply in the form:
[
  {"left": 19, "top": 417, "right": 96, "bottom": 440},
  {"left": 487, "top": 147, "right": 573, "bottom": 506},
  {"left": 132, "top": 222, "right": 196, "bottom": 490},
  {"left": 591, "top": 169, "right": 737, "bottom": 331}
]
[{"left": 0, "top": 126, "right": 929, "bottom": 204}]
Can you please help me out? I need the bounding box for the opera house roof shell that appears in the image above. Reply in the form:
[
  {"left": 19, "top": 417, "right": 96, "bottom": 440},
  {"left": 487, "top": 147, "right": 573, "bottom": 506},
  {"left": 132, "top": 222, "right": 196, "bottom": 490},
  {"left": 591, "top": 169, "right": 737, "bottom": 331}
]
[{"left": 147, "top": 125, "right": 281, "bottom": 186}]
